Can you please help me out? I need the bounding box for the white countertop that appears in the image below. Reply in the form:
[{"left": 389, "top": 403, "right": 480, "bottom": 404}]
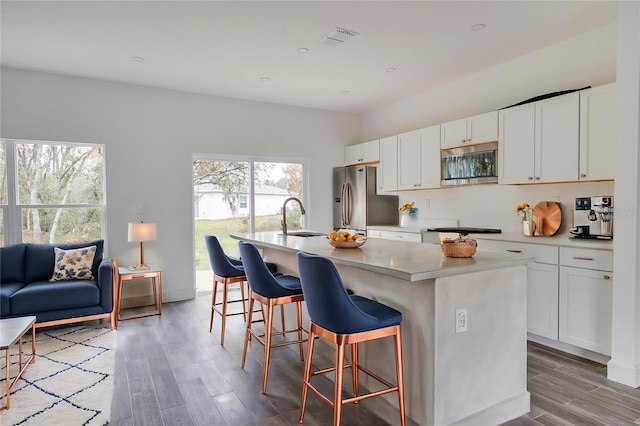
[{"left": 231, "top": 231, "right": 531, "bottom": 282}]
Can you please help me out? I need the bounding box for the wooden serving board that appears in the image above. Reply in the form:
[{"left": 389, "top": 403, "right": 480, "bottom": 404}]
[{"left": 532, "top": 201, "right": 562, "bottom": 236}]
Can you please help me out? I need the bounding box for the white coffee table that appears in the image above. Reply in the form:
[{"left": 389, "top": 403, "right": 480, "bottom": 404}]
[{"left": 0, "top": 316, "right": 36, "bottom": 410}]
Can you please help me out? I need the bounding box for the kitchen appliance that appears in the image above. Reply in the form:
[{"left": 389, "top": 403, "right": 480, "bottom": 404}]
[
  {"left": 441, "top": 141, "right": 498, "bottom": 186},
  {"left": 572, "top": 196, "right": 613, "bottom": 239},
  {"left": 333, "top": 166, "right": 399, "bottom": 235}
]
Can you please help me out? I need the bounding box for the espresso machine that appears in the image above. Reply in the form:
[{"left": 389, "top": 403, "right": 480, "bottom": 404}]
[{"left": 571, "top": 196, "right": 613, "bottom": 239}]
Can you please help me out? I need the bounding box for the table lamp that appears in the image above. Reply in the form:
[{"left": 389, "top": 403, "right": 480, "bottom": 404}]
[{"left": 128, "top": 222, "right": 157, "bottom": 270}]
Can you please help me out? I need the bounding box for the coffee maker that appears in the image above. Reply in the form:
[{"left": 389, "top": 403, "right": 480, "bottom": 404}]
[{"left": 571, "top": 196, "right": 613, "bottom": 239}]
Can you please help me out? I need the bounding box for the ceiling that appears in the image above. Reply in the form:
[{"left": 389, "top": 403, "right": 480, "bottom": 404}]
[{"left": 1, "top": 1, "right": 617, "bottom": 114}]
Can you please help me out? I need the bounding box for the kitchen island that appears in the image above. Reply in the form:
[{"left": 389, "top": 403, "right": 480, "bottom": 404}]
[{"left": 231, "top": 232, "right": 532, "bottom": 426}]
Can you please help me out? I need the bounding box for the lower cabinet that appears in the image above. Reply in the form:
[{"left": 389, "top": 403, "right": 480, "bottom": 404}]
[
  {"left": 558, "top": 248, "right": 613, "bottom": 356},
  {"left": 367, "top": 229, "right": 424, "bottom": 243}
]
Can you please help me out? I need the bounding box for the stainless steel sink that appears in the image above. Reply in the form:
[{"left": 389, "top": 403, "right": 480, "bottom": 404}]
[{"left": 282, "top": 231, "right": 326, "bottom": 237}]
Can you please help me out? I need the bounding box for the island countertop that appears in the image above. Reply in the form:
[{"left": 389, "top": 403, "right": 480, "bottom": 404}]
[{"left": 230, "top": 231, "right": 531, "bottom": 282}]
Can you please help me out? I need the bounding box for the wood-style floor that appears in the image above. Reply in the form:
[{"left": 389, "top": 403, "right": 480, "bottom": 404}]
[{"left": 108, "top": 287, "right": 640, "bottom": 426}]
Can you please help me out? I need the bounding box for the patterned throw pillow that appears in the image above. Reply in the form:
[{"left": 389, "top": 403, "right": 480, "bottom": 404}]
[{"left": 49, "top": 245, "right": 97, "bottom": 282}]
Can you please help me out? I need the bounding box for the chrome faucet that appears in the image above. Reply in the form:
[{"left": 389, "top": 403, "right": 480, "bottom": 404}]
[{"left": 281, "top": 197, "right": 306, "bottom": 235}]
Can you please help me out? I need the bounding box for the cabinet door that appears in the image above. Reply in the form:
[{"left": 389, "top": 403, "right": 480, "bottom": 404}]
[
  {"left": 579, "top": 83, "right": 616, "bottom": 181},
  {"left": 397, "top": 131, "right": 420, "bottom": 190},
  {"left": 535, "top": 92, "right": 580, "bottom": 183},
  {"left": 441, "top": 118, "right": 468, "bottom": 148},
  {"left": 527, "top": 262, "right": 559, "bottom": 340},
  {"left": 468, "top": 111, "right": 498, "bottom": 144},
  {"left": 361, "top": 140, "right": 380, "bottom": 163},
  {"left": 418, "top": 125, "right": 441, "bottom": 189},
  {"left": 559, "top": 266, "right": 613, "bottom": 355},
  {"left": 379, "top": 136, "right": 398, "bottom": 192},
  {"left": 344, "top": 144, "right": 363, "bottom": 165},
  {"left": 499, "top": 103, "right": 536, "bottom": 184}
]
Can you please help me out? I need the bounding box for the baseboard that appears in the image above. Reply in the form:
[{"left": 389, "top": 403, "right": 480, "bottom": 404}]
[
  {"left": 527, "top": 333, "right": 611, "bottom": 365},
  {"left": 607, "top": 359, "right": 640, "bottom": 388},
  {"left": 451, "top": 392, "right": 530, "bottom": 426}
]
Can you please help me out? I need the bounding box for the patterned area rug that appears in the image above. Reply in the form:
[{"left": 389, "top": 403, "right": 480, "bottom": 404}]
[{"left": 0, "top": 326, "right": 116, "bottom": 425}]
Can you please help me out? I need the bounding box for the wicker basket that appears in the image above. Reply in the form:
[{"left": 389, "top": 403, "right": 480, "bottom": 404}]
[{"left": 440, "top": 239, "right": 477, "bottom": 258}]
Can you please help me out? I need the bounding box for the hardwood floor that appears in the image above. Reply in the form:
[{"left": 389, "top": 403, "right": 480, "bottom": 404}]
[{"left": 107, "top": 287, "right": 640, "bottom": 426}]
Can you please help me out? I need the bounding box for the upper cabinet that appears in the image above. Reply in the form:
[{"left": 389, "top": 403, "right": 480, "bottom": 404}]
[
  {"left": 441, "top": 111, "right": 498, "bottom": 148},
  {"left": 579, "top": 83, "right": 616, "bottom": 181},
  {"left": 378, "top": 135, "right": 398, "bottom": 192},
  {"left": 499, "top": 92, "right": 580, "bottom": 184},
  {"left": 397, "top": 125, "right": 441, "bottom": 190},
  {"left": 345, "top": 140, "right": 380, "bottom": 165}
]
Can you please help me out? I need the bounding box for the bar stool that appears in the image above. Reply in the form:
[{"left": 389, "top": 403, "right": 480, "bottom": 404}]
[
  {"left": 204, "top": 235, "right": 277, "bottom": 345},
  {"left": 238, "top": 241, "right": 306, "bottom": 394},
  {"left": 296, "top": 251, "right": 406, "bottom": 426}
]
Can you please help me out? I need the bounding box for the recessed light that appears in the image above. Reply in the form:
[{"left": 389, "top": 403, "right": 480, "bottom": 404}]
[
  {"left": 471, "top": 24, "right": 486, "bottom": 31},
  {"left": 260, "top": 77, "right": 271, "bottom": 82},
  {"left": 386, "top": 67, "right": 397, "bottom": 73},
  {"left": 340, "top": 90, "right": 350, "bottom": 95},
  {"left": 131, "top": 56, "right": 145, "bottom": 62},
  {"left": 297, "top": 47, "right": 310, "bottom": 53}
]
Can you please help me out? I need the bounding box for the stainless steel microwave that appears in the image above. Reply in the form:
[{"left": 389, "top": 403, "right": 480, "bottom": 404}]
[{"left": 441, "top": 141, "right": 498, "bottom": 186}]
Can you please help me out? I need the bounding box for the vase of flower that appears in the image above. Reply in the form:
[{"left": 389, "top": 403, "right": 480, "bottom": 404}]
[
  {"left": 516, "top": 202, "right": 535, "bottom": 236},
  {"left": 522, "top": 220, "right": 536, "bottom": 237}
]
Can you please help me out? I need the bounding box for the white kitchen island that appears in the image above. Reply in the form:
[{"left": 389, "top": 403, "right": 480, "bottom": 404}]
[{"left": 231, "top": 232, "right": 532, "bottom": 426}]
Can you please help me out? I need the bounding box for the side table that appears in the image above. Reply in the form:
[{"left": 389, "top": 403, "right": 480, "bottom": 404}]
[
  {"left": 0, "top": 316, "right": 36, "bottom": 410},
  {"left": 117, "top": 265, "right": 162, "bottom": 322}
]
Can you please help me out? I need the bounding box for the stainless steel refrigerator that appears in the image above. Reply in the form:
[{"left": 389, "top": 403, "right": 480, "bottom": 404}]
[{"left": 333, "top": 166, "right": 399, "bottom": 234}]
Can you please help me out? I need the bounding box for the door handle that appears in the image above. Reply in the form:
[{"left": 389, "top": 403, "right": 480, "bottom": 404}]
[
  {"left": 507, "top": 249, "right": 522, "bottom": 254},
  {"left": 573, "top": 256, "right": 594, "bottom": 261}
]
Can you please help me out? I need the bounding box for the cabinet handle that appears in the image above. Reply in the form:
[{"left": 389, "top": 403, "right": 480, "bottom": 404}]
[
  {"left": 527, "top": 177, "right": 533, "bottom": 181},
  {"left": 535, "top": 177, "right": 540, "bottom": 181},
  {"left": 580, "top": 173, "right": 586, "bottom": 178},
  {"left": 573, "top": 256, "right": 594, "bottom": 261},
  {"left": 604, "top": 275, "right": 611, "bottom": 280},
  {"left": 507, "top": 249, "right": 522, "bottom": 254}
]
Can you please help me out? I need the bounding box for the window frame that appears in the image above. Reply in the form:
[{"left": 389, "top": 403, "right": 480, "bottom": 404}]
[{"left": 0, "top": 138, "right": 108, "bottom": 246}]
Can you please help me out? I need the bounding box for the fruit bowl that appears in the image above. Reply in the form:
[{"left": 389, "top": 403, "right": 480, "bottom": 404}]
[
  {"left": 328, "top": 237, "right": 367, "bottom": 249},
  {"left": 440, "top": 239, "right": 477, "bottom": 258}
]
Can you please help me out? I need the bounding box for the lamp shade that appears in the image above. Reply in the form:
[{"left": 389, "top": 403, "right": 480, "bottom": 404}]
[{"left": 128, "top": 222, "right": 157, "bottom": 242}]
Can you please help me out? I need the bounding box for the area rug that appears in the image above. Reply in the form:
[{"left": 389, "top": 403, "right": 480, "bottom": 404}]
[{"left": 0, "top": 326, "right": 116, "bottom": 426}]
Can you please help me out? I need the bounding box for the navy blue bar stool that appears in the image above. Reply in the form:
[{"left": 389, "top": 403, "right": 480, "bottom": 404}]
[
  {"left": 238, "top": 241, "right": 306, "bottom": 394},
  {"left": 204, "top": 235, "right": 277, "bottom": 345},
  {"left": 296, "top": 251, "right": 406, "bottom": 426}
]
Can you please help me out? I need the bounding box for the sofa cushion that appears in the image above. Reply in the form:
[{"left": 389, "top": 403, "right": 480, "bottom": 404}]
[
  {"left": 0, "top": 282, "right": 26, "bottom": 315},
  {"left": 0, "top": 244, "right": 26, "bottom": 283},
  {"left": 10, "top": 280, "right": 100, "bottom": 314},
  {"left": 25, "top": 239, "right": 104, "bottom": 284},
  {"left": 50, "top": 245, "right": 97, "bottom": 282}
]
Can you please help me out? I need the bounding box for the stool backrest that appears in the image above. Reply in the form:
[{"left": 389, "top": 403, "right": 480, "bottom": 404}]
[
  {"left": 204, "top": 235, "right": 244, "bottom": 278},
  {"left": 296, "top": 251, "right": 379, "bottom": 334},
  {"left": 238, "top": 241, "right": 283, "bottom": 298}
]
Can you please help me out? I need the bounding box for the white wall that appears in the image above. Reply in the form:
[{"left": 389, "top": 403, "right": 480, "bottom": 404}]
[
  {"left": 0, "top": 67, "right": 359, "bottom": 302},
  {"left": 360, "top": 23, "right": 617, "bottom": 233}
]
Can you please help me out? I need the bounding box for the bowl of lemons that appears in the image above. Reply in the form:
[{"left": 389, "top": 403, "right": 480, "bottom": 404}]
[{"left": 328, "top": 230, "right": 367, "bottom": 248}]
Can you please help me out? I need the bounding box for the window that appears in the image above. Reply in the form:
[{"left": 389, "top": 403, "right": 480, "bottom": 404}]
[
  {"left": 0, "top": 139, "right": 106, "bottom": 246},
  {"left": 192, "top": 154, "right": 306, "bottom": 270}
]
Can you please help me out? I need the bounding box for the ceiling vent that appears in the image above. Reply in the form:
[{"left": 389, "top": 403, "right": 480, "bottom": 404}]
[{"left": 317, "top": 27, "right": 359, "bottom": 47}]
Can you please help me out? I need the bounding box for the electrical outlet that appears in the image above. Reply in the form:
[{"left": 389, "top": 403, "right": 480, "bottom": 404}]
[{"left": 455, "top": 308, "right": 468, "bottom": 333}]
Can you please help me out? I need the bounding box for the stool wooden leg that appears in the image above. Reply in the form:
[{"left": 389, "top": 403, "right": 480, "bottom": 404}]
[
  {"left": 351, "top": 342, "right": 359, "bottom": 400},
  {"left": 296, "top": 301, "right": 304, "bottom": 361},
  {"left": 209, "top": 279, "right": 219, "bottom": 332},
  {"left": 334, "top": 339, "right": 346, "bottom": 426},
  {"left": 299, "top": 328, "right": 316, "bottom": 424},
  {"left": 262, "top": 301, "right": 275, "bottom": 394},
  {"left": 241, "top": 296, "right": 255, "bottom": 369},
  {"left": 220, "top": 282, "right": 229, "bottom": 346},
  {"left": 240, "top": 281, "right": 248, "bottom": 322},
  {"left": 280, "top": 304, "right": 286, "bottom": 332},
  {"left": 395, "top": 326, "right": 406, "bottom": 426}
]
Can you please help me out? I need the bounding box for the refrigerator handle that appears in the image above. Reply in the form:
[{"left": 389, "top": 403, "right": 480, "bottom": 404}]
[
  {"left": 344, "top": 182, "right": 353, "bottom": 226},
  {"left": 341, "top": 183, "right": 347, "bottom": 226}
]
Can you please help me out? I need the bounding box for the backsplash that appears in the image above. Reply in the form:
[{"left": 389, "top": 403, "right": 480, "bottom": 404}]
[{"left": 395, "top": 181, "right": 614, "bottom": 236}]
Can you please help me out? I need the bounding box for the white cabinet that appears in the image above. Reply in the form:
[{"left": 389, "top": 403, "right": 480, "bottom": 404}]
[
  {"left": 397, "top": 125, "right": 441, "bottom": 190},
  {"left": 367, "top": 229, "right": 424, "bottom": 243},
  {"left": 499, "top": 92, "right": 580, "bottom": 184},
  {"left": 579, "top": 83, "right": 616, "bottom": 181},
  {"left": 345, "top": 140, "right": 380, "bottom": 165},
  {"left": 559, "top": 248, "right": 612, "bottom": 356},
  {"left": 479, "top": 240, "right": 559, "bottom": 340},
  {"left": 441, "top": 111, "right": 498, "bottom": 148},
  {"left": 378, "top": 135, "right": 398, "bottom": 192}
]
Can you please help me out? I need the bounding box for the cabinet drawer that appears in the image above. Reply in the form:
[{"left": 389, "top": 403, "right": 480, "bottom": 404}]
[
  {"left": 479, "top": 240, "right": 558, "bottom": 264},
  {"left": 560, "top": 247, "right": 612, "bottom": 271},
  {"left": 378, "top": 230, "right": 423, "bottom": 243}
]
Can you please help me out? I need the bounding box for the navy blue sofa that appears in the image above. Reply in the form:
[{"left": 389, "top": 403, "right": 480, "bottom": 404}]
[{"left": 0, "top": 239, "right": 116, "bottom": 329}]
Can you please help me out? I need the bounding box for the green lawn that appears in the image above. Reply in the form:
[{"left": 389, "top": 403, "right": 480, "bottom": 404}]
[{"left": 194, "top": 214, "right": 284, "bottom": 271}]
